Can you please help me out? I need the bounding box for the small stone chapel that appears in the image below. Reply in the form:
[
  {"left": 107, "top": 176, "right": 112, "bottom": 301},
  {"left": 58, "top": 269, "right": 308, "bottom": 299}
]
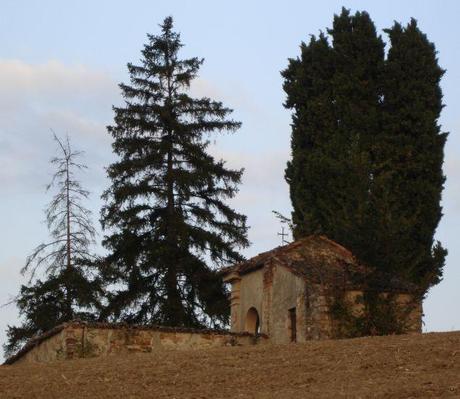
[{"left": 221, "top": 235, "right": 422, "bottom": 344}]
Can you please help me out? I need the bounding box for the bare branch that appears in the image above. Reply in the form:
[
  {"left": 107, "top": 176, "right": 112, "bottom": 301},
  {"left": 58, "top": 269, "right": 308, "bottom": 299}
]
[{"left": 24, "top": 131, "right": 97, "bottom": 281}]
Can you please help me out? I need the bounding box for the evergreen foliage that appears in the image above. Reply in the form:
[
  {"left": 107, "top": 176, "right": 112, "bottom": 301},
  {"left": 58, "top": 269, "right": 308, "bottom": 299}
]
[
  {"left": 283, "top": 8, "right": 447, "bottom": 290},
  {"left": 326, "top": 9, "right": 385, "bottom": 264},
  {"left": 283, "top": 8, "right": 384, "bottom": 259},
  {"left": 100, "top": 17, "right": 248, "bottom": 328},
  {"left": 283, "top": 33, "right": 336, "bottom": 239},
  {"left": 373, "top": 19, "right": 448, "bottom": 286},
  {"left": 4, "top": 134, "right": 101, "bottom": 358}
]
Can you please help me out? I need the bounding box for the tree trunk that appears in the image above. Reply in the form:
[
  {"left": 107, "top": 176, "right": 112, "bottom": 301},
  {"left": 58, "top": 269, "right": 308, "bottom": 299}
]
[
  {"left": 164, "top": 45, "right": 183, "bottom": 326},
  {"left": 65, "top": 157, "right": 73, "bottom": 319}
]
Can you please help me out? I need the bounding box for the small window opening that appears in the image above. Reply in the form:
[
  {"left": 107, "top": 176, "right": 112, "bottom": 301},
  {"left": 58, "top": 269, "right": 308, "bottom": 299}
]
[{"left": 289, "top": 307, "right": 297, "bottom": 343}]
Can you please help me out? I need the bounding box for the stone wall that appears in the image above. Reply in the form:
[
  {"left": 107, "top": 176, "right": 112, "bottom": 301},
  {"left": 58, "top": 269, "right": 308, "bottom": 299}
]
[
  {"left": 305, "top": 285, "right": 333, "bottom": 340},
  {"left": 227, "top": 262, "right": 340, "bottom": 343},
  {"left": 225, "top": 263, "right": 423, "bottom": 344},
  {"left": 327, "top": 290, "right": 423, "bottom": 338},
  {"left": 12, "top": 329, "right": 68, "bottom": 364},
  {"left": 269, "top": 263, "right": 308, "bottom": 343},
  {"left": 8, "top": 322, "right": 266, "bottom": 365},
  {"left": 396, "top": 293, "right": 423, "bottom": 333},
  {"left": 238, "top": 268, "right": 265, "bottom": 333}
]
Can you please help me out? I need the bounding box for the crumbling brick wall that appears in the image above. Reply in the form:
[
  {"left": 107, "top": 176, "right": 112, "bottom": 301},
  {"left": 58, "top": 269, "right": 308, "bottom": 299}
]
[{"left": 8, "top": 322, "right": 266, "bottom": 365}]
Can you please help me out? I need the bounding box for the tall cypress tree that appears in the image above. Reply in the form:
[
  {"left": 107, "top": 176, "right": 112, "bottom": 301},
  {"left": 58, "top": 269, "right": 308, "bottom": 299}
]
[
  {"left": 283, "top": 33, "right": 336, "bottom": 238},
  {"left": 101, "top": 17, "right": 248, "bottom": 327},
  {"left": 373, "top": 19, "right": 447, "bottom": 288},
  {"left": 283, "top": 8, "right": 384, "bottom": 263},
  {"left": 327, "top": 9, "right": 385, "bottom": 263},
  {"left": 283, "top": 10, "right": 447, "bottom": 291}
]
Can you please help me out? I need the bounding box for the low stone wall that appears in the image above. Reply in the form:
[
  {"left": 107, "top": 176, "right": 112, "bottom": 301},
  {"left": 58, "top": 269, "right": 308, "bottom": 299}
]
[{"left": 6, "top": 322, "right": 266, "bottom": 365}]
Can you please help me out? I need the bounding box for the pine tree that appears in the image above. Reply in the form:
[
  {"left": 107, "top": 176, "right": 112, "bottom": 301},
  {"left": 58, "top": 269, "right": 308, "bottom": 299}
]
[
  {"left": 372, "top": 19, "right": 447, "bottom": 288},
  {"left": 100, "top": 17, "right": 248, "bottom": 328},
  {"left": 4, "top": 134, "right": 101, "bottom": 358}
]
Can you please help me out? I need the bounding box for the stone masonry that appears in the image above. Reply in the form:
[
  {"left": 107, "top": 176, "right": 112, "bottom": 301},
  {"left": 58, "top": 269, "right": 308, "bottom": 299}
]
[
  {"left": 222, "top": 235, "right": 422, "bottom": 343},
  {"left": 5, "top": 321, "right": 266, "bottom": 365}
]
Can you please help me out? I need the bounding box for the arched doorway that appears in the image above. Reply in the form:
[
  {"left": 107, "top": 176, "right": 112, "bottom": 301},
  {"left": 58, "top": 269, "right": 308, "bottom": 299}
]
[{"left": 245, "top": 307, "right": 260, "bottom": 334}]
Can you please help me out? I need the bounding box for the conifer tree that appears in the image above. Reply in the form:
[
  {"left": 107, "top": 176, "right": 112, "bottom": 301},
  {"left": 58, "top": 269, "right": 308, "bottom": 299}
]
[
  {"left": 283, "top": 33, "right": 336, "bottom": 238},
  {"left": 4, "top": 134, "right": 101, "bottom": 358},
  {"left": 283, "top": 8, "right": 384, "bottom": 262},
  {"left": 326, "top": 9, "right": 385, "bottom": 263},
  {"left": 372, "top": 19, "right": 447, "bottom": 288},
  {"left": 283, "top": 9, "right": 447, "bottom": 291},
  {"left": 100, "top": 17, "right": 248, "bottom": 327}
]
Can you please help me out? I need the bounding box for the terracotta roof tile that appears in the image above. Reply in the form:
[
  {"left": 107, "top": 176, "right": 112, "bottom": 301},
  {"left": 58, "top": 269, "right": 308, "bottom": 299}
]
[{"left": 221, "top": 235, "right": 418, "bottom": 293}]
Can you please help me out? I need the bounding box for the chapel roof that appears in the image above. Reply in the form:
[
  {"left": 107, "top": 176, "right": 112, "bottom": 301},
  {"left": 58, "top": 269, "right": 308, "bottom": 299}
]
[{"left": 221, "top": 235, "right": 418, "bottom": 293}]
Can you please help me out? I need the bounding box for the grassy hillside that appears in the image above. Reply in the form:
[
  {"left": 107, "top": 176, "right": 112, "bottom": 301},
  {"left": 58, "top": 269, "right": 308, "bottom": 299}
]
[{"left": 1, "top": 331, "right": 459, "bottom": 398}]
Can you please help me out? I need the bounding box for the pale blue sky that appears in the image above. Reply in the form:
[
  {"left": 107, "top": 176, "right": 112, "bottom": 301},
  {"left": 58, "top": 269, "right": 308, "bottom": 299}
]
[{"left": 1, "top": 0, "right": 459, "bottom": 361}]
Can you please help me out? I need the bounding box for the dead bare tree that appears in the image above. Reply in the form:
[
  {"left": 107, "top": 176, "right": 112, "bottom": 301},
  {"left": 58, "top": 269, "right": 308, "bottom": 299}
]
[
  {"left": 24, "top": 132, "right": 96, "bottom": 277},
  {"left": 4, "top": 132, "right": 101, "bottom": 357}
]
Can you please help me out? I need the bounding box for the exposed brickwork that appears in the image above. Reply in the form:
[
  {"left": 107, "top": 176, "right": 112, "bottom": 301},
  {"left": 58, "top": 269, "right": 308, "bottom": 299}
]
[
  {"left": 5, "top": 321, "right": 267, "bottom": 365},
  {"left": 222, "top": 236, "right": 423, "bottom": 344}
]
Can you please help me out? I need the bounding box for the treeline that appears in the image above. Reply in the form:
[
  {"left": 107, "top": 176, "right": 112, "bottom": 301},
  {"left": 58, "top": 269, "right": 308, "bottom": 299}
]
[{"left": 283, "top": 8, "right": 447, "bottom": 292}]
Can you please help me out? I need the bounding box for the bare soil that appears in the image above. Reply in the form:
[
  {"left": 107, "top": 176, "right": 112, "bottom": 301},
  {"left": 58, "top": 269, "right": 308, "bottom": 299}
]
[{"left": 1, "top": 331, "right": 460, "bottom": 398}]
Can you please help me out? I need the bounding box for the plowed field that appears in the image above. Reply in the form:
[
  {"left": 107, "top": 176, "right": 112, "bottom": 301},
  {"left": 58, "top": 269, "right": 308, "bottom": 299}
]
[{"left": 1, "top": 331, "right": 460, "bottom": 398}]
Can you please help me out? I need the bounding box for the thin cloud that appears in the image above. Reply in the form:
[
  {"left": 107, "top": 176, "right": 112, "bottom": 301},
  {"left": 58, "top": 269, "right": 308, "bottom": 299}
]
[
  {"left": 190, "top": 77, "right": 263, "bottom": 115},
  {"left": 0, "top": 59, "right": 118, "bottom": 191},
  {"left": 0, "top": 60, "right": 116, "bottom": 99}
]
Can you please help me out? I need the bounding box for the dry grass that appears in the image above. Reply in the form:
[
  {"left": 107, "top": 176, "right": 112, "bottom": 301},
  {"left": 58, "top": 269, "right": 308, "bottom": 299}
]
[{"left": 1, "top": 331, "right": 460, "bottom": 398}]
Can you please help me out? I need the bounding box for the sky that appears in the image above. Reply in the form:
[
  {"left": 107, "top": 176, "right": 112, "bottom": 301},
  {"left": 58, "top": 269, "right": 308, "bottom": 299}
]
[{"left": 1, "top": 0, "right": 459, "bottom": 361}]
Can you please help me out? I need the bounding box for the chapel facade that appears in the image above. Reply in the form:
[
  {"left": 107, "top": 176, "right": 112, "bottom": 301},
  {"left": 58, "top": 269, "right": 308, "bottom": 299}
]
[{"left": 221, "top": 235, "right": 422, "bottom": 344}]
